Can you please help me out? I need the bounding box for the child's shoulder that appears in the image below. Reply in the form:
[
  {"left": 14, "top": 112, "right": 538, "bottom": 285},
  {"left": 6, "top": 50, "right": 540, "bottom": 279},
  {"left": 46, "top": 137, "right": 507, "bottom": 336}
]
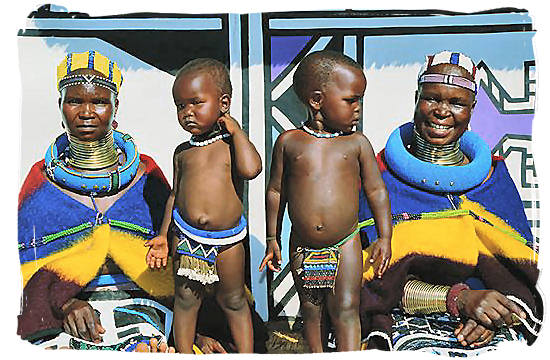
[
  {"left": 275, "top": 128, "right": 304, "bottom": 145},
  {"left": 345, "top": 130, "right": 370, "bottom": 145},
  {"left": 174, "top": 141, "right": 192, "bottom": 156}
]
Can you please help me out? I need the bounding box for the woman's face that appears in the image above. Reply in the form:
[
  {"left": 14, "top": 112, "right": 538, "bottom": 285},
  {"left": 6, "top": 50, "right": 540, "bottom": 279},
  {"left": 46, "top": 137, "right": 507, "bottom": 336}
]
[
  {"left": 60, "top": 69, "right": 118, "bottom": 142},
  {"left": 413, "top": 64, "right": 476, "bottom": 146}
]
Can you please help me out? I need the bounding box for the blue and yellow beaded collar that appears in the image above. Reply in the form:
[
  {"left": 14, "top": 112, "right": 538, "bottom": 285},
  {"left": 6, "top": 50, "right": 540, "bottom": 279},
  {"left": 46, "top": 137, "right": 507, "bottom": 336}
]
[{"left": 45, "top": 130, "right": 140, "bottom": 195}]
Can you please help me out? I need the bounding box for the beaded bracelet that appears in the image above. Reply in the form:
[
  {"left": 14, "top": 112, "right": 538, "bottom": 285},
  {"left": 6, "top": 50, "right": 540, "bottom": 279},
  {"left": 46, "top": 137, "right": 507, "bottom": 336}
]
[{"left": 446, "top": 283, "right": 470, "bottom": 317}]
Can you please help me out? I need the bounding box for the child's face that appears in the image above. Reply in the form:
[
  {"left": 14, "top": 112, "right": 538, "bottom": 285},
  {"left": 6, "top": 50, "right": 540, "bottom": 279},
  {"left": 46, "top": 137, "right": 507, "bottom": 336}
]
[
  {"left": 319, "top": 65, "right": 366, "bottom": 132},
  {"left": 413, "top": 64, "right": 476, "bottom": 146},
  {"left": 173, "top": 72, "right": 224, "bottom": 135},
  {"left": 59, "top": 70, "right": 118, "bottom": 142}
]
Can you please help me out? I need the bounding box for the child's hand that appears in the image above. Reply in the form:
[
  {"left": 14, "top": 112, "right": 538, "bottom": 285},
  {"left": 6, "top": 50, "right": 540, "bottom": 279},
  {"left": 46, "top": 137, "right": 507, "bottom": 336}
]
[
  {"left": 259, "top": 238, "right": 282, "bottom": 272},
  {"left": 369, "top": 237, "right": 391, "bottom": 278},
  {"left": 144, "top": 235, "right": 169, "bottom": 269},
  {"left": 217, "top": 113, "right": 241, "bottom": 135}
]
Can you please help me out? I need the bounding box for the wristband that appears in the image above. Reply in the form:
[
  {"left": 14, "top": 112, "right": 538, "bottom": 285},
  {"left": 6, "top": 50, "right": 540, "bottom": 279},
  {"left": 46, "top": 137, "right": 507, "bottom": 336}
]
[{"left": 446, "top": 283, "right": 470, "bottom": 317}]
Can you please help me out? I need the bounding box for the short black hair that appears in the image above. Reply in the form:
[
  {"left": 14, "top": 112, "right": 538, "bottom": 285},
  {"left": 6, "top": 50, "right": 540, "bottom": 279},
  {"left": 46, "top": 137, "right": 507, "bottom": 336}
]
[
  {"left": 175, "top": 58, "right": 232, "bottom": 96},
  {"left": 293, "top": 50, "right": 363, "bottom": 104}
]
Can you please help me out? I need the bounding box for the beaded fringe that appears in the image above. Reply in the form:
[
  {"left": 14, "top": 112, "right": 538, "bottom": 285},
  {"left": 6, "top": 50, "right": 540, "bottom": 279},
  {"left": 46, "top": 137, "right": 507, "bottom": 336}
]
[{"left": 177, "top": 255, "right": 219, "bottom": 285}]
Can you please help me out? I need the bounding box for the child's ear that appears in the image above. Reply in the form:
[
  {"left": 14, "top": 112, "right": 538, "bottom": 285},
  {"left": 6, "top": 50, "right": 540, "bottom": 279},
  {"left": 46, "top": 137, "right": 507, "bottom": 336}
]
[
  {"left": 308, "top": 91, "right": 323, "bottom": 111},
  {"left": 219, "top": 94, "right": 231, "bottom": 114}
]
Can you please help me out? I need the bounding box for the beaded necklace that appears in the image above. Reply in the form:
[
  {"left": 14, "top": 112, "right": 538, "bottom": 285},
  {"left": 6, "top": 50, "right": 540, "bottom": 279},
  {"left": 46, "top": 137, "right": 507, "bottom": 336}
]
[
  {"left": 301, "top": 123, "right": 343, "bottom": 138},
  {"left": 189, "top": 124, "right": 231, "bottom": 147},
  {"left": 189, "top": 132, "right": 231, "bottom": 147}
]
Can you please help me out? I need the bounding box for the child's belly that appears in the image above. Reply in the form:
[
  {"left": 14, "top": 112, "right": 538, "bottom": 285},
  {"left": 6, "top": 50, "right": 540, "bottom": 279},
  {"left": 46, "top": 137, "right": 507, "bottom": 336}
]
[
  {"left": 287, "top": 178, "right": 360, "bottom": 248},
  {"left": 175, "top": 175, "right": 243, "bottom": 231}
]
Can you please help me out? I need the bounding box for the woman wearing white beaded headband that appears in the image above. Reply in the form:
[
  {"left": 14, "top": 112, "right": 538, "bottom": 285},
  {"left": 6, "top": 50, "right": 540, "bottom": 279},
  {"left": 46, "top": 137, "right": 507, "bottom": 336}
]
[{"left": 359, "top": 50, "right": 542, "bottom": 353}]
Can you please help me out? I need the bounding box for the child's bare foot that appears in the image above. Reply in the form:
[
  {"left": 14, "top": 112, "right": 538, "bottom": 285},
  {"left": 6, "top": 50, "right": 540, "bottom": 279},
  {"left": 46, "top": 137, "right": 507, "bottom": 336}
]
[{"left": 134, "top": 338, "right": 175, "bottom": 352}]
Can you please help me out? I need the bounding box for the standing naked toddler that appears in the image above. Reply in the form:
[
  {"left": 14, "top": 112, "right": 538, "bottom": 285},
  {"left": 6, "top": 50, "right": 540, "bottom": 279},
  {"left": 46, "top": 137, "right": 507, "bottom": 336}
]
[
  {"left": 148, "top": 58, "right": 262, "bottom": 353},
  {"left": 260, "top": 50, "right": 393, "bottom": 352}
]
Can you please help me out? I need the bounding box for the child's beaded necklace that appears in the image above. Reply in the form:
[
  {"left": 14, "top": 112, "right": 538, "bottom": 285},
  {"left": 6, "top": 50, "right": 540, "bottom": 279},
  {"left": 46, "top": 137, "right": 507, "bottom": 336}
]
[
  {"left": 189, "top": 125, "right": 231, "bottom": 147},
  {"left": 301, "top": 122, "right": 343, "bottom": 138}
]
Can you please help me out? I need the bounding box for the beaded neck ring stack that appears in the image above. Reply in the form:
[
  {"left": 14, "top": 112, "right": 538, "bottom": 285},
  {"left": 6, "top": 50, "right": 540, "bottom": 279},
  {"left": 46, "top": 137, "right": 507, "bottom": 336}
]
[
  {"left": 67, "top": 129, "right": 120, "bottom": 170},
  {"left": 189, "top": 124, "right": 231, "bottom": 147},
  {"left": 301, "top": 122, "right": 343, "bottom": 138},
  {"left": 45, "top": 130, "right": 140, "bottom": 195},
  {"left": 411, "top": 127, "right": 465, "bottom": 166}
]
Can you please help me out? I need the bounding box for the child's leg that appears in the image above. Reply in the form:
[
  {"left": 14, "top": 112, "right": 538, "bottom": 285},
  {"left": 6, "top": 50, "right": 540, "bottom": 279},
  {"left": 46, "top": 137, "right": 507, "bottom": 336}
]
[
  {"left": 215, "top": 242, "right": 253, "bottom": 353},
  {"left": 326, "top": 232, "right": 362, "bottom": 351},
  {"left": 290, "top": 234, "right": 325, "bottom": 352},
  {"left": 173, "top": 273, "right": 204, "bottom": 353}
]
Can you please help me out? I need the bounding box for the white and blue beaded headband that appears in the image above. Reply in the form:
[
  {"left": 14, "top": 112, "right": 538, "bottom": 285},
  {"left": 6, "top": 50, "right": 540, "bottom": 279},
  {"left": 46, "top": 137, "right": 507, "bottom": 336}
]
[
  {"left": 58, "top": 74, "right": 119, "bottom": 95},
  {"left": 418, "top": 51, "right": 478, "bottom": 94}
]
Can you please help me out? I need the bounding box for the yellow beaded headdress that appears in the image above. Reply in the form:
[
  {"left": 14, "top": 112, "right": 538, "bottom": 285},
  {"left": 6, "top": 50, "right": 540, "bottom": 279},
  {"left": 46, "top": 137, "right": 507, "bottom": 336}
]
[{"left": 57, "top": 51, "right": 123, "bottom": 94}]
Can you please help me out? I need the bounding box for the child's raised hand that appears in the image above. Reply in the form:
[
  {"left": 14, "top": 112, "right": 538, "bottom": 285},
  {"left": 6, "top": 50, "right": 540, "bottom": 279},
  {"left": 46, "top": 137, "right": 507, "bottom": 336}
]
[
  {"left": 217, "top": 113, "right": 241, "bottom": 135},
  {"left": 369, "top": 237, "right": 391, "bottom": 278},
  {"left": 144, "top": 235, "right": 169, "bottom": 269},
  {"left": 259, "top": 238, "right": 282, "bottom": 272}
]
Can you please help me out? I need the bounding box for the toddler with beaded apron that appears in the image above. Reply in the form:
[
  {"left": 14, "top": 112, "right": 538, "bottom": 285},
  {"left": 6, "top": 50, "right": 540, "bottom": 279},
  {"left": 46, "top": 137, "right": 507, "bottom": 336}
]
[
  {"left": 259, "top": 50, "right": 393, "bottom": 352},
  {"left": 148, "top": 58, "right": 262, "bottom": 353}
]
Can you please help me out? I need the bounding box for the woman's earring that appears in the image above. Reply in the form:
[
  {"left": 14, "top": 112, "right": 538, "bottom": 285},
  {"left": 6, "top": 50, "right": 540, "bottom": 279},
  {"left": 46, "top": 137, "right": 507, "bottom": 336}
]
[{"left": 112, "top": 120, "right": 118, "bottom": 130}]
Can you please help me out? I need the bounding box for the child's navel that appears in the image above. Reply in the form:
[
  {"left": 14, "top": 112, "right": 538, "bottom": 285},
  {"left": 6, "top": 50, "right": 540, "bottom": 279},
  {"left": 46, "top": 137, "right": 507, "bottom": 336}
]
[{"left": 197, "top": 215, "right": 209, "bottom": 227}]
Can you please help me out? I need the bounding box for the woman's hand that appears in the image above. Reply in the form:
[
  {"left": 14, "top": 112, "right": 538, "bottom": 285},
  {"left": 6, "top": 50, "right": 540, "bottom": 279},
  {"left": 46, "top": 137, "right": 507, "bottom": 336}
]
[
  {"left": 457, "top": 289, "right": 526, "bottom": 328},
  {"left": 61, "top": 298, "right": 105, "bottom": 343},
  {"left": 454, "top": 319, "right": 494, "bottom": 347}
]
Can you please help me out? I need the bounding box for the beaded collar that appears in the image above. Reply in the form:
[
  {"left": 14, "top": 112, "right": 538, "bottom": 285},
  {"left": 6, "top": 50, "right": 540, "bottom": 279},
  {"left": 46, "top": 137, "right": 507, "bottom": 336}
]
[
  {"left": 189, "top": 124, "right": 231, "bottom": 147},
  {"left": 384, "top": 122, "right": 491, "bottom": 193},
  {"left": 45, "top": 130, "right": 140, "bottom": 195},
  {"left": 301, "top": 123, "right": 343, "bottom": 138},
  {"left": 189, "top": 132, "right": 231, "bottom": 147}
]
